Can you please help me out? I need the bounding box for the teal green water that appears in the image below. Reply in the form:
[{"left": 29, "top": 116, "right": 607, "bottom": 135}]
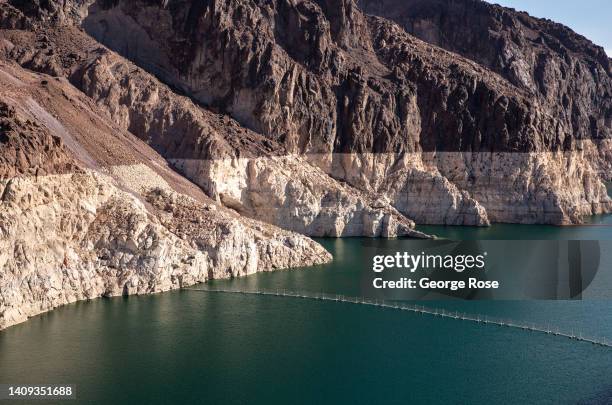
[{"left": 2, "top": 237, "right": 612, "bottom": 404}]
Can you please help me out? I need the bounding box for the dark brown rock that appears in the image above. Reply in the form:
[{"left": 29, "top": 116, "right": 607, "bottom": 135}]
[
  {"left": 2, "top": 0, "right": 611, "bottom": 226},
  {"left": 70, "top": 0, "right": 609, "bottom": 154},
  {"left": 357, "top": 0, "right": 611, "bottom": 143}
]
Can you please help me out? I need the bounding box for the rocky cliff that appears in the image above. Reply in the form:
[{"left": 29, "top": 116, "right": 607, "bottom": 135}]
[
  {"left": 0, "top": 0, "right": 611, "bottom": 328},
  {"left": 0, "top": 55, "right": 331, "bottom": 330},
  {"left": 13, "top": 0, "right": 608, "bottom": 225},
  {"left": 2, "top": 11, "right": 426, "bottom": 236},
  {"left": 358, "top": 0, "right": 611, "bottom": 144}
]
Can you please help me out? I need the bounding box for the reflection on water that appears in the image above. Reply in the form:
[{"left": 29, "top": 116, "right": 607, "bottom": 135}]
[
  {"left": 3, "top": 203, "right": 612, "bottom": 403},
  {"left": 1, "top": 239, "right": 611, "bottom": 404}
]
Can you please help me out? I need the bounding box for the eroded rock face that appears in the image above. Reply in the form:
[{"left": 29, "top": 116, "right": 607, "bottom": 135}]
[
  {"left": 72, "top": 0, "right": 609, "bottom": 151},
  {"left": 171, "top": 155, "right": 423, "bottom": 237},
  {"left": 69, "top": 0, "right": 611, "bottom": 224},
  {"left": 0, "top": 21, "right": 427, "bottom": 235},
  {"left": 0, "top": 99, "right": 77, "bottom": 178},
  {"left": 357, "top": 0, "right": 611, "bottom": 143},
  {"left": 307, "top": 152, "right": 490, "bottom": 226},
  {"left": 78, "top": 0, "right": 532, "bottom": 152},
  {"left": 0, "top": 0, "right": 611, "bottom": 329},
  {"left": 3, "top": 0, "right": 610, "bottom": 228},
  {"left": 2, "top": 0, "right": 612, "bottom": 226},
  {"left": 0, "top": 57, "right": 330, "bottom": 330},
  {"left": 75, "top": 50, "right": 425, "bottom": 236},
  {"left": 0, "top": 168, "right": 331, "bottom": 330}
]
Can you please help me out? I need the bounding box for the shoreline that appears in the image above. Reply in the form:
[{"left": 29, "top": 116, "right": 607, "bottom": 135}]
[{"left": 4, "top": 213, "right": 612, "bottom": 332}]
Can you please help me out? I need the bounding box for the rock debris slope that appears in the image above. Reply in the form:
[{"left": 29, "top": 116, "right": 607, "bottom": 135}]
[
  {"left": 0, "top": 56, "right": 331, "bottom": 330},
  {"left": 0, "top": 0, "right": 611, "bottom": 328},
  {"left": 74, "top": 0, "right": 612, "bottom": 225},
  {"left": 2, "top": 10, "right": 424, "bottom": 237}
]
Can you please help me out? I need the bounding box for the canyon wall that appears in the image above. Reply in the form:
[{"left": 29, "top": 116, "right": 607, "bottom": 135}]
[
  {"left": 1, "top": 0, "right": 611, "bottom": 328},
  {"left": 357, "top": 0, "right": 611, "bottom": 143},
  {"left": 0, "top": 57, "right": 330, "bottom": 330},
  {"left": 65, "top": 0, "right": 612, "bottom": 224}
]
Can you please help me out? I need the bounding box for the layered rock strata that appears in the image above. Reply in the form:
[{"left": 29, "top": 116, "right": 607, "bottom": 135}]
[
  {"left": 22, "top": 0, "right": 609, "bottom": 225},
  {"left": 1, "top": 18, "right": 426, "bottom": 235},
  {"left": 1, "top": 0, "right": 612, "bottom": 329},
  {"left": 0, "top": 58, "right": 331, "bottom": 330}
]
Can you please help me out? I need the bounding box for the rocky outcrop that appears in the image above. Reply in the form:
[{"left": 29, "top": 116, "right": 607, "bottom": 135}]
[
  {"left": 307, "top": 152, "right": 490, "bottom": 226},
  {"left": 65, "top": 0, "right": 611, "bottom": 224},
  {"left": 357, "top": 0, "right": 611, "bottom": 144},
  {"left": 76, "top": 50, "right": 425, "bottom": 236},
  {"left": 0, "top": 99, "right": 77, "bottom": 178},
  {"left": 0, "top": 58, "right": 331, "bottom": 330},
  {"left": 0, "top": 167, "right": 331, "bottom": 330},
  {"left": 1, "top": 19, "right": 426, "bottom": 236},
  {"left": 72, "top": 0, "right": 610, "bottom": 152},
  {"left": 1, "top": 0, "right": 611, "bottom": 329},
  {"left": 172, "top": 155, "right": 423, "bottom": 236}
]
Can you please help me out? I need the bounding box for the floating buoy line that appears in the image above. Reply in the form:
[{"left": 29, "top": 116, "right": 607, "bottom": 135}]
[{"left": 187, "top": 288, "right": 612, "bottom": 349}]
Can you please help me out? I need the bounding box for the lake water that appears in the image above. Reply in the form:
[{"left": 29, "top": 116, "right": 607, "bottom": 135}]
[{"left": 2, "top": 233, "right": 612, "bottom": 404}]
